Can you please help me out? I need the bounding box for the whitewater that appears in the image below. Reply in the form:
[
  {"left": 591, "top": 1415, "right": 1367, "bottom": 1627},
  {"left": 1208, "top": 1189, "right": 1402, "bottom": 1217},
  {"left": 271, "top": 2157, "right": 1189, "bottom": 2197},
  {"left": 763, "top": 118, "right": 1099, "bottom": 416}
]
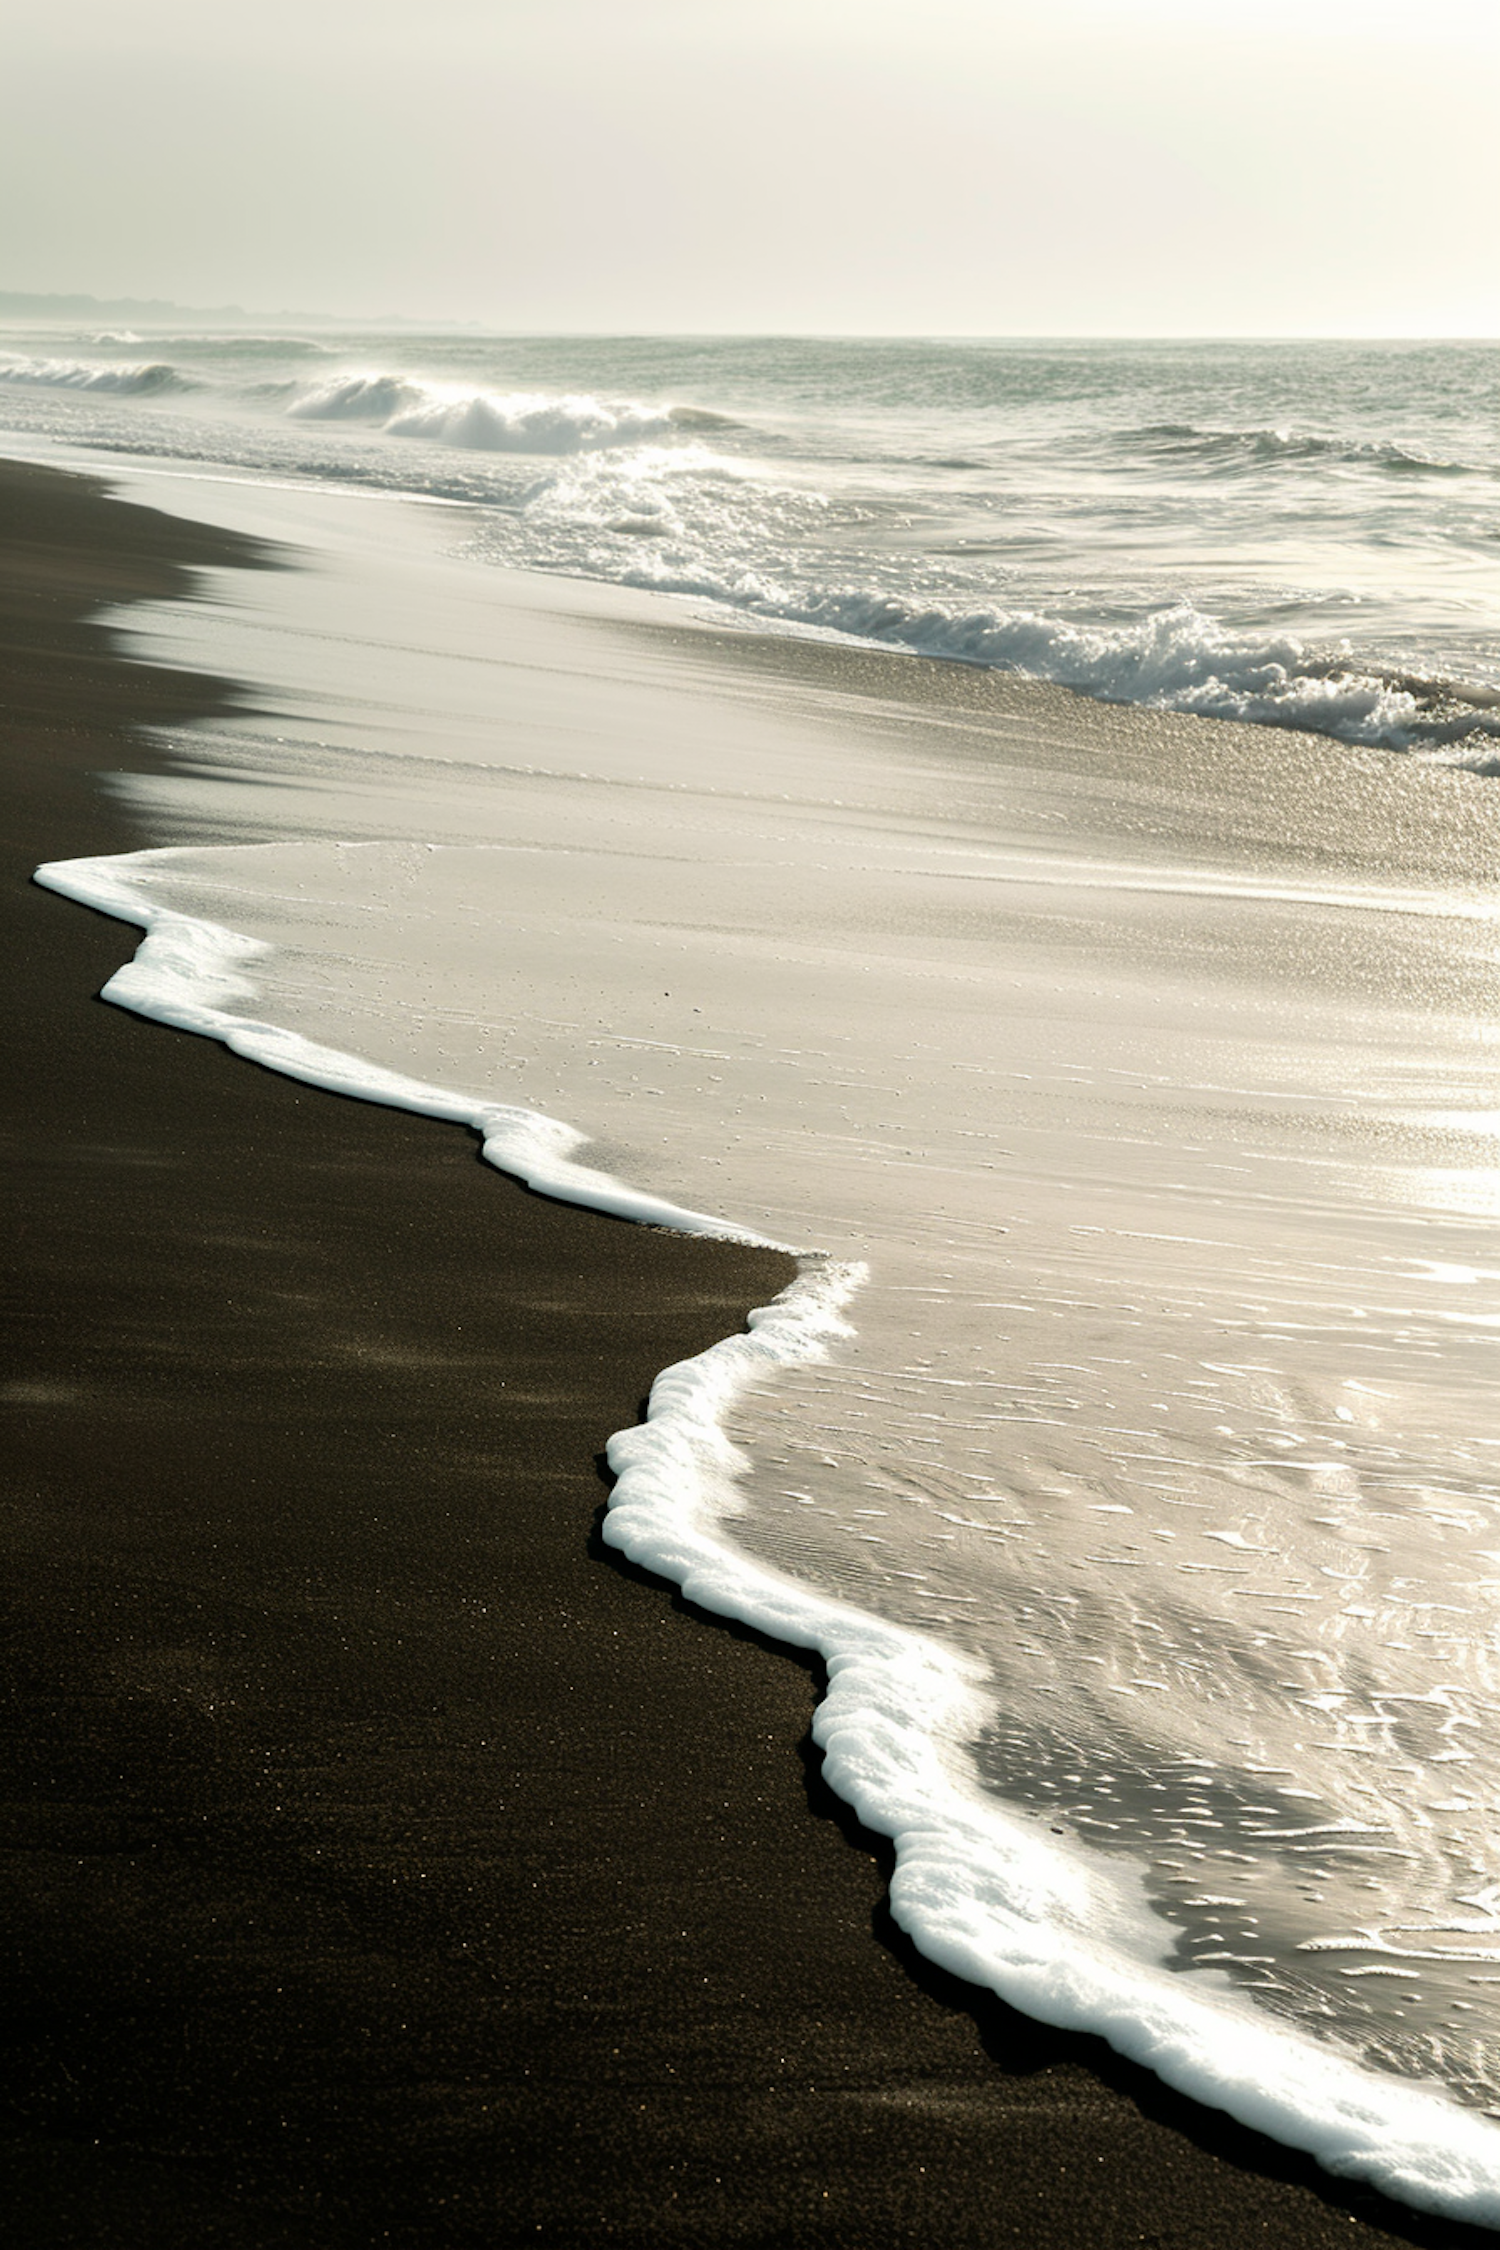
[
  {"left": 1, "top": 328, "right": 1498, "bottom": 760},
  {"left": 7, "top": 328, "right": 1500, "bottom": 2222}
]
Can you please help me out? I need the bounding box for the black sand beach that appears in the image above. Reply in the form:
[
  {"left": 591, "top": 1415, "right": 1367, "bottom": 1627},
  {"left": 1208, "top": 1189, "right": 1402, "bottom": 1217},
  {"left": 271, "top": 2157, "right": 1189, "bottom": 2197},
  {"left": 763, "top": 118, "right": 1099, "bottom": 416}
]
[{"left": 2, "top": 455, "right": 1492, "bottom": 2248}]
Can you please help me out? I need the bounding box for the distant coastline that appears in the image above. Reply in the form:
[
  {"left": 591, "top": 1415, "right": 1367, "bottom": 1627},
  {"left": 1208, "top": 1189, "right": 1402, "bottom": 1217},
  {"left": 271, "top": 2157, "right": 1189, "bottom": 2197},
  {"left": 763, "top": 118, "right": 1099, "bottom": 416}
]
[{"left": 0, "top": 287, "right": 437, "bottom": 328}]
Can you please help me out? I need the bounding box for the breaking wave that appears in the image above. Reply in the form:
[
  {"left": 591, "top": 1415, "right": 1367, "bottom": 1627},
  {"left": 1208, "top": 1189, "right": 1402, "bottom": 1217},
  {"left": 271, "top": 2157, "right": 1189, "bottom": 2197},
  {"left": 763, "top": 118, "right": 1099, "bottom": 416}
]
[
  {"left": 288, "top": 372, "right": 726, "bottom": 454},
  {"left": 3, "top": 325, "right": 1493, "bottom": 772},
  {"left": 624, "top": 563, "right": 1500, "bottom": 761},
  {"left": 450, "top": 441, "right": 1500, "bottom": 766},
  {"left": 0, "top": 356, "right": 195, "bottom": 396}
]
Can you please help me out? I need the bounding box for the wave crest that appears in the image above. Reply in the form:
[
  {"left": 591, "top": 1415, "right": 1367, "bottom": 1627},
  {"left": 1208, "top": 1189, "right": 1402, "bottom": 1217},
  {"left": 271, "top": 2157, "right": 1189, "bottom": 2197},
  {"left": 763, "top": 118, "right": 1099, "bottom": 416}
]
[
  {"left": 0, "top": 356, "right": 194, "bottom": 396},
  {"left": 1130, "top": 422, "right": 1475, "bottom": 478},
  {"left": 288, "top": 372, "right": 418, "bottom": 423},
  {"left": 287, "top": 372, "right": 710, "bottom": 454}
]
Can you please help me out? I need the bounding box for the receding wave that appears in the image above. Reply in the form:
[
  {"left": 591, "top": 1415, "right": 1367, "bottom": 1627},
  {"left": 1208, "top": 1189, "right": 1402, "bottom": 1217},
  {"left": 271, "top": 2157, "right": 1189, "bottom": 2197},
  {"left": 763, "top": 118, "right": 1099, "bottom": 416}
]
[
  {"left": 0, "top": 356, "right": 195, "bottom": 397},
  {"left": 287, "top": 372, "right": 725, "bottom": 453}
]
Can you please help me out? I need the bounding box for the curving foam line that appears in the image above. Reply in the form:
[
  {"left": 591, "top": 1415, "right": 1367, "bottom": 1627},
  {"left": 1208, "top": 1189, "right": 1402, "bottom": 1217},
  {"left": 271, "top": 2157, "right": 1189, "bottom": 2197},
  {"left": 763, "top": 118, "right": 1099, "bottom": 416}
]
[
  {"left": 33, "top": 844, "right": 1500, "bottom": 2229},
  {"left": 606, "top": 1360, "right": 1500, "bottom": 2228},
  {"left": 34, "top": 850, "right": 786, "bottom": 1244}
]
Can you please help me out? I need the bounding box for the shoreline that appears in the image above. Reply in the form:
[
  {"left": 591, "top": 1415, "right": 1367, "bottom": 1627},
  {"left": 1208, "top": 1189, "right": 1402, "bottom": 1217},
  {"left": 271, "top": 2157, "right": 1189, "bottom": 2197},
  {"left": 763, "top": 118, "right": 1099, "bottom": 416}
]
[{"left": 2, "top": 453, "right": 1490, "bottom": 2248}]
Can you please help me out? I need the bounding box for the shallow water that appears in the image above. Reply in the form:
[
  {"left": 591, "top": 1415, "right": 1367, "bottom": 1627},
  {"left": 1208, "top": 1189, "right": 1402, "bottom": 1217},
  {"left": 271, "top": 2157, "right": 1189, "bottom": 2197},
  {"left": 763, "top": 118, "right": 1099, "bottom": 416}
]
[{"left": 29, "top": 450, "right": 1500, "bottom": 2219}]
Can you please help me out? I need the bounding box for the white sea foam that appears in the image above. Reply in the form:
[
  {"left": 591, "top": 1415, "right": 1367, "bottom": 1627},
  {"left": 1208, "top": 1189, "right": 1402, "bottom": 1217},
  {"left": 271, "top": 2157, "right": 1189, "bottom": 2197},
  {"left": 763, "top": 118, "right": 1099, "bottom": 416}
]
[{"left": 33, "top": 833, "right": 1500, "bottom": 2227}]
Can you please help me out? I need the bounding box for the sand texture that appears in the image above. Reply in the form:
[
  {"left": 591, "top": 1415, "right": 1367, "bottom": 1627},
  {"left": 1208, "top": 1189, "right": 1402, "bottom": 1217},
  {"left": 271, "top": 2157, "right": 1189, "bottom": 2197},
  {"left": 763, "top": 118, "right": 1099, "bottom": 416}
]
[{"left": 1, "top": 455, "right": 1489, "bottom": 2247}]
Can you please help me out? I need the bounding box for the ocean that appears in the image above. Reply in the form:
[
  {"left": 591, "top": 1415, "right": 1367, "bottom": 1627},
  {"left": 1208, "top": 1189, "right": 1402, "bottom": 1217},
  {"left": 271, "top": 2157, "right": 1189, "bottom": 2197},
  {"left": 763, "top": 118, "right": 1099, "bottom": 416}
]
[
  {"left": 9, "top": 326, "right": 1500, "bottom": 2223},
  {"left": 3, "top": 327, "right": 1499, "bottom": 760}
]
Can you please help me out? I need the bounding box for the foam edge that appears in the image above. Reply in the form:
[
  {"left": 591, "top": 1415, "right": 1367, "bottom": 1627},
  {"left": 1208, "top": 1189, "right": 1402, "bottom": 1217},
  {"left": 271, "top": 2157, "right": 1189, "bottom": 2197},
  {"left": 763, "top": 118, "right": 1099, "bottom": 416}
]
[{"left": 35, "top": 847, "right": 1500, "bottom": 2231}]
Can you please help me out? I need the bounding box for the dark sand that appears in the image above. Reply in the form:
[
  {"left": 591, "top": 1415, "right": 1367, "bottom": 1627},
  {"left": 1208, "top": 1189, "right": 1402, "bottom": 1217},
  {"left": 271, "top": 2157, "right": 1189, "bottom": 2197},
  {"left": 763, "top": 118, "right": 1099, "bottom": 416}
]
[{"left": 1, "top": 454, "right": 1490, "bottom": 2247}]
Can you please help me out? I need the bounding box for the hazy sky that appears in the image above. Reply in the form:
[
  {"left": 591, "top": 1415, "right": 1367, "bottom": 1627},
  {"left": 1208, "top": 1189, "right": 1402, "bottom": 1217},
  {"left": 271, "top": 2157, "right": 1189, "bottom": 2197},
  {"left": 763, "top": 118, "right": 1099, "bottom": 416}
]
[{"left": 4, "top": 0, "right": 1496, "bottom": 334}]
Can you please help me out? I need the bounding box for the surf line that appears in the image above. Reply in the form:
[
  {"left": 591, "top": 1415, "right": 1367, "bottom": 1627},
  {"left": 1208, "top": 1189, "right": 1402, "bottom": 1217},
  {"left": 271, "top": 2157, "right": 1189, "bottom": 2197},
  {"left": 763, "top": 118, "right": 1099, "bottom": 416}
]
[{"left": 34, "top": 845, "right": 1500, "bottom": 2231}]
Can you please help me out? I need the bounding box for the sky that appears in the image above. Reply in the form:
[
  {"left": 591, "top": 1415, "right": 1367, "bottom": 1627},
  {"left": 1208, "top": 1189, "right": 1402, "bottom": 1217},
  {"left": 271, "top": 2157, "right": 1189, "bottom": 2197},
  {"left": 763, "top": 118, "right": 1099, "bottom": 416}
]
[{"left": 3, "top": 0, "right": 1497, "bottom": 335}]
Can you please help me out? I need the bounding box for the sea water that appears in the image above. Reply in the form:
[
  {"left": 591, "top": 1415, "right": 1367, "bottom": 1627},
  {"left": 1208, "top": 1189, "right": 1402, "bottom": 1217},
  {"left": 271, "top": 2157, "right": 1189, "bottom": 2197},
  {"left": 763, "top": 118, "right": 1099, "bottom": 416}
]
[
  {"left": 2, "top": 327, "right": 1498, "bottom": 758},
  {"left": 9, "top": 328, "right": 1500, "bottom": 2220}
]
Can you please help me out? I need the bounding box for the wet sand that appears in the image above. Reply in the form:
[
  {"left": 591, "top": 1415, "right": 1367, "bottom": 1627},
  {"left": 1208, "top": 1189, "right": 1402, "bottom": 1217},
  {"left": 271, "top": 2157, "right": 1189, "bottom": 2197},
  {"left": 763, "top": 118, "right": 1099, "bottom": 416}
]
[{"left": 1, "top": 453, "right": 1489, "bottom": 2248}]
